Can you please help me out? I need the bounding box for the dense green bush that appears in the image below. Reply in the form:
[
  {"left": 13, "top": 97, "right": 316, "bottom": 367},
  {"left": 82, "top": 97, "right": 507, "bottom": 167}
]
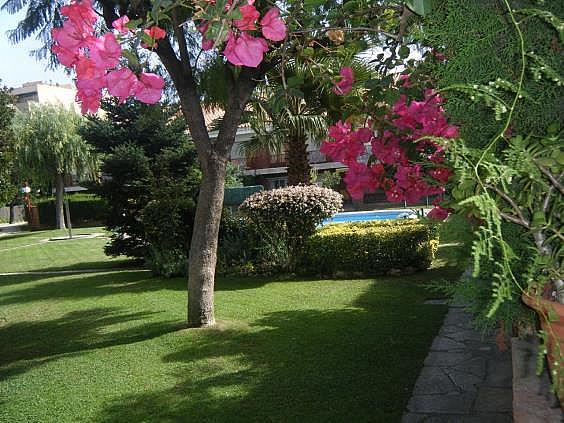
[
  {"left": 303, "top": 220, "right": 438, "bottom": 276},
  {"left": 36, "top": 194, "right": 107, "bottom": 227},
  {"left": 240, "top": 185, "right": 342, "bottom": 270},
  {"left": 217, "top": 209, "right": 282, "bottom": 275},
  {"left": 142, "top": 145, "right": 201, "bottom": 277}
]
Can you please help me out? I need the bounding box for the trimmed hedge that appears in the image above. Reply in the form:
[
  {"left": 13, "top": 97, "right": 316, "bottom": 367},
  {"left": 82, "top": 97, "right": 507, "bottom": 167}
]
[
  {"left": 303, "top": 220, "right": 439, "bottom": 276},
  {"left": 36, "top": 194, "right": 108, "bottom": 228}
]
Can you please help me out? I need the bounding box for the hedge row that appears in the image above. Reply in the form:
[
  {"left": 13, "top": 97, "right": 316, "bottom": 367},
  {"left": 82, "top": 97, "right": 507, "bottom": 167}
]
[
  {"left": 303, "top": 220, "right": 439, "bottom": 276},
  {"left": 36, "top": 194, "right": 108, "bottom": 227}
]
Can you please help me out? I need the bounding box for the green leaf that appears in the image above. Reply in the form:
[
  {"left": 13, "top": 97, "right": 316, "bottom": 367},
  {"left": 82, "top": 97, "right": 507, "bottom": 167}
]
[
  {"left": 125, "top": 18, "right": 143, "bottom": 29},
  {"left": 399, "top": 45, "right": 410, "bottom": 59},
  {"left": 547, "top": 122, "right": 560, "bottom": 135},
  {"left": 532, "top": 211, "right": 546, "bottom": 226},
  {"left": 286, "top": 76, "right": 304, "bottom": 89},
  {"left": 405, "top": 0, "right": 432, "bottom": 16},
  {"left": 121, "top": 50, "right": 140, "bottom": 68}
]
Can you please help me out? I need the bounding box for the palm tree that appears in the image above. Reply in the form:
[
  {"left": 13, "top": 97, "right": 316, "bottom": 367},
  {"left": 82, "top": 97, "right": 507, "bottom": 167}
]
[
  {"left": 12, "top": 104, "right": 98, "bottom": 229},
  {"left": 241, "top": 58, "right": 374, "bottom": 185}
]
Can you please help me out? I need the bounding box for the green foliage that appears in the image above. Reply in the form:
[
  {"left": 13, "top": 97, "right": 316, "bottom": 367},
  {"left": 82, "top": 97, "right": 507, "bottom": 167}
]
[
  {"left": 98, "top": 143, "right": 152, "bottom": 259},
  {"left": 303, "top": 220, "right": 438, "bottom": 276},
  {"left": 81, "top": 100, "right": 200, "bottom": 263},
  {"left": 35, "top": 194, "right": 108, "bottom": 228},
  {"left": 142, "top": 145, "right": 201, "bottom": 277},
  {"left": 418, "top": 0, "right": 564, "bottom": 147},
  {"left": 239, "top": 185, "right": 343, "bottom": 270},
  {"left": 0, "top": 82, "right": 17, "bottom": 206},
  {"left": 12, "top": 104, "right": 98, "bottom": 185}
]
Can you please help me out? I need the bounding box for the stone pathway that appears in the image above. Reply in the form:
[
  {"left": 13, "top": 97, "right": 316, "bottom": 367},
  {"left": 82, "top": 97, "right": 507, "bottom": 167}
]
[{"left": 403, "top": 304, "right": 513, "bottom": 422}]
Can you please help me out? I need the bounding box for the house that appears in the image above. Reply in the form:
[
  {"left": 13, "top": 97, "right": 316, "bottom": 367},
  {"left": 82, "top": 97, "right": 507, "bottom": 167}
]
[{"left": 10, "top": 81, "right": 80, "bottom": 113}]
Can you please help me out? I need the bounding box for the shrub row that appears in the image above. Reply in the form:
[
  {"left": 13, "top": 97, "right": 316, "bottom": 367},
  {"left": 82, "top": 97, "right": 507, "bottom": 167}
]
[
  {"left": 302, "top": 220, "right": 439, "bottom": 276},
  {"left": 36, "top": 194, "right": 108, "bottom": 227}
]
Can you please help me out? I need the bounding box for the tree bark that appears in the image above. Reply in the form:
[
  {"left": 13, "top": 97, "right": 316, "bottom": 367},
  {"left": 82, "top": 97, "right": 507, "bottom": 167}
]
[
  {"left": 55, "top": 172, "right": 66, "bottom": 230},
  {"left": 287, "top": 135, "right": 310, "bottom": 185},
  {"left": 187, "top": 156, "right": 227, "bottom": 327}
]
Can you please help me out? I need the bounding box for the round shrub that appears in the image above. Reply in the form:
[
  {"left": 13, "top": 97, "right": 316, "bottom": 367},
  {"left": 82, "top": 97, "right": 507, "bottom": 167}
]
[{"left": 239, "top": 185, "right": 343, "bottom": 269}]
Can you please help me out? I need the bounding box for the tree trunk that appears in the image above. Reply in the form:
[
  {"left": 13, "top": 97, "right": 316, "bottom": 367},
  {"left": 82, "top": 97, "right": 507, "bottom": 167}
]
[
  {"left": 287, "top": 135, "right": 310, "bottom": 185},
  {"left": 55, "top": 172, "right": 66, "bottom": 230},
  {"left": 187, "top": 157, "right": 227, "bottom": 327}
]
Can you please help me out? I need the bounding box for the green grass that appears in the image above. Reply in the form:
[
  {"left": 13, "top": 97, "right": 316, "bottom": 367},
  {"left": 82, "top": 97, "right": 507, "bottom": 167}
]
[
  {"left": 0, "top": 227, "right": 133, "bottom": 272},
  {"left": 0, "top": 226, "right": 462, "bottom": 422}
]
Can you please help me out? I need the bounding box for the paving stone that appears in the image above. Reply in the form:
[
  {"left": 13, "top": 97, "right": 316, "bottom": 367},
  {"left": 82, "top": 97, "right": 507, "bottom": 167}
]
[
  {"left": 446, "top": 369, "right": 484, "bottom": 392},
  {"left": 424, "top": 299, "right": 449, "bottom": 305},
  {"left": 484, "top": 358, "right": 513, "bottom": 388},
  {"left": 474, "top": 386, "right": 513, "bottom": 413},
  {"left": 441, "top": 328, "right": 484, "bottom": 342},
  {"left": 430, "top": 336, "right": 467, "bottom": 352},
  {"left": 443, "top": 310, "right": 474, "bottom": 328},
  {"left": 450, "top": 357, "right": 487, "bottom": 379},
  {"left": 413, "top": 367, "right": 457, "bottom": 395},
  {"left": 407, "top": 392, "right": 476, "bottom": 414},
  {"left": 424, "top": 351, "right": 472, "bottom": 367}
]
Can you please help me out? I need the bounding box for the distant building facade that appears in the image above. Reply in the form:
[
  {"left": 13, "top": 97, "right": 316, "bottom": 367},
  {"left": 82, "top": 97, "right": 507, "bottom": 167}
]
[{"left": 11, "top": 81, "right": 80, "bottom": 113}]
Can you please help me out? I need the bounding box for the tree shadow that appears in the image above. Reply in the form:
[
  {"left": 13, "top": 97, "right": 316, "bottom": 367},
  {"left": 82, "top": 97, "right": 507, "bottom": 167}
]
[
  {"left": 95, "top": 282, "right": 447, "bottom": 422},
  {"left": 0, "top": 307, "right": 182, "bottom": 380},
  {"left": 0, "top": 271, "right": 185, "bottom": 304}
]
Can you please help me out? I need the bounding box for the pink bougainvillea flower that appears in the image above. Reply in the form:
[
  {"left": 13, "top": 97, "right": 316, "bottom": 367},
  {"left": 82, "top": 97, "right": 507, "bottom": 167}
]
[
  {"left": 88, "top": 33, "right": 121, "bottom": 69},
  {"left": 344, "top": 162, "right": 379, "bottom": 200},
  {"left": 51, "top": 20, "right": 90, "bottom": 52},
  {"left": 106, "top": 67, "right": 139, "bottom": 103},
  {"left": 75, "top": 57, "right": 106, "bottom": 89},
  {"left": 112, "top": 16, "right": 130, "bottom": 34},
  {"left": 260, "top": 8, "right": 287, "bottom": 42},
  {"left": 144, "top": 26, "right": 167, "bottom": 40},
  {"left": 224, "top": 32, "right": 268, "bottom": 68},
  {"left": 428, "top": 167, "right": 453, "bottom": 183},
  {"left": 399, "top": 73, "right": 411, "bottom": 88},
  {"left": 428, "top": 205, "right": 452, "bottom": 220},
  {"left": 60, "top": 0, "right": 97, "bottom": 29},
  {"left": 197, "top": 22, "right": 215, "bottom": 50},
  {"left": 51, "top": 44, "right": 79, "bottom": 67},
  {"left": 76, "top": 86, "right": 102, "bottom": 114},
  {"left": 332, "top": 67, "right": 354, "bottom": 95},
  {"left": 234, "top": 4, "right": 260, "bottom": 31},
  {"left": 134, "top": 72, "right": 165, "bottom": 104}
]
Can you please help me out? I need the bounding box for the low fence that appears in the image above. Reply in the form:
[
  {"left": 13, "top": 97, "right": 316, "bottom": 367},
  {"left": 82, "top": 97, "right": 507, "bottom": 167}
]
[{"left": 0, "top": 206, "right": 25, "bottom": 223}]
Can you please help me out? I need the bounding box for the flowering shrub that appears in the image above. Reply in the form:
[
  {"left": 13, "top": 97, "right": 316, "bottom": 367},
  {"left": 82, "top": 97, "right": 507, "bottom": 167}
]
[
  {"left": 321, "top": 71, "right": 458, "bottom": 220},
  {"left": 239, "top": 185, "right": 342, "bottom": 270},
  {"left": 52, "top": 0, "right": 288, "bottom": 113},
  {"left": 51, "top": 0, "right": 165, "bottom": 113}
]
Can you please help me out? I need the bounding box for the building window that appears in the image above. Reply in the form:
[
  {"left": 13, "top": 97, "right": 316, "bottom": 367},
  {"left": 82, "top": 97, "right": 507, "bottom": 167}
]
[{"left": 267, "top": 177, "right": 288, "bottom": 189}]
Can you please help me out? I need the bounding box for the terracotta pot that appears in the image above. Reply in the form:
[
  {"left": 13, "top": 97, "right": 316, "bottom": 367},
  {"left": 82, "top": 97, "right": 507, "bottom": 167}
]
[{"left": 522, "top": 293, "right": 564, "bottom": 404}]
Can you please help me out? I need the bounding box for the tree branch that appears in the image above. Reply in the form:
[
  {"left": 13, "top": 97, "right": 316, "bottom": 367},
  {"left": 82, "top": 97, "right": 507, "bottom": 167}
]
[
  {"left": 534, "top": 163, "right": 564, "bottom": 195},
  {"left": 154, "top": 38, "right": 211, "bottom": 162},
  {"left": 291, "top": 26, "right": 397, "bottom": 40},
  {"left": 500, "top": 212, "right": 530, "bottom": 228},
  {"left": 485, "top": 183, "right": 530, "bottom": 227},
  {"left": 171, "top": 8, "right": 191, "bottom": 73}
]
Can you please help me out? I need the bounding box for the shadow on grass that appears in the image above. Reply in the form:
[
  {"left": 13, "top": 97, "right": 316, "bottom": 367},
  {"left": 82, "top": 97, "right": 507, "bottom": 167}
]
[
  {"left": 94, "top": 284, "right": 447, "bottom": 423},
  {"left": 0, "top": 271, "right": 185, "bottom": 304},
  {"left": 0, "top": 307, "right": 183, "bottom": 380},
  {"left": 23, "top": 258, "right": 140, "bottom": 273}
]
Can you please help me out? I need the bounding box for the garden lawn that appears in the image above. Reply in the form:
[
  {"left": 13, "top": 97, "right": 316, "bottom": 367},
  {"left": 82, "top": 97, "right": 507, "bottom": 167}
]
[
  {"left": 0, "top": 270, "right": 453, "bottom": 422},
  {"left": 0, "top": 227, "right": 132, "bottom": 273},
  {"left": 0, "top": 225, "right": 464, "bottom": 422}
]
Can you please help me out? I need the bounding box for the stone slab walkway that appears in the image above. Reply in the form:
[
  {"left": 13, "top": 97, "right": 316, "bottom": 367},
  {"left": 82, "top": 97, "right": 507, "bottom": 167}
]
[{"left": 403, "top": 304, "right": 513, "bottom": 422}]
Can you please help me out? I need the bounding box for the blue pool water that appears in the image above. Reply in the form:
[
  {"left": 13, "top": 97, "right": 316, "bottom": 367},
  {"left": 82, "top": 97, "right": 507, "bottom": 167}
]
[{"left": 321, "top": 210, "right": 418, "bottom": 225}]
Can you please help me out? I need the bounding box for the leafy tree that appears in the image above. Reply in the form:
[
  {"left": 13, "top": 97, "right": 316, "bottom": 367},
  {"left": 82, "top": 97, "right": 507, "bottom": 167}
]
[
  {"left": 0, "top": 83, "right": 17, "bottom": 208},
  {"left": 81, "top": 100, "right": 200, "bottom": 263},
  {"left": 12, "top": 105, "right": 98, "bottom": 228},
  {"left": 6, "top": 0, "right": 417, "bottom": 326}
]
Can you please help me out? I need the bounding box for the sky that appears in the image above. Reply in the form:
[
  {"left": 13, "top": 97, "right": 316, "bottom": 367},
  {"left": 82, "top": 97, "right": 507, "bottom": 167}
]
[{"left": 0, "top": 10, "right": 72, "bottom": 88}]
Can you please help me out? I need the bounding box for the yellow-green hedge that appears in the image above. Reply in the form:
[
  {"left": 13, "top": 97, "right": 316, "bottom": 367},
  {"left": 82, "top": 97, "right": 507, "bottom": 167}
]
[{"left": 303, "top": 220, "right": 439, "bottom": 276}]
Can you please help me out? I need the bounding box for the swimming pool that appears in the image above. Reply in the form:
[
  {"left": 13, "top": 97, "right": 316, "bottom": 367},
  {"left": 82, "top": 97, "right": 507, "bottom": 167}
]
[{"left": 321, "top": 209, "right": 419, "bottom": 225}]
